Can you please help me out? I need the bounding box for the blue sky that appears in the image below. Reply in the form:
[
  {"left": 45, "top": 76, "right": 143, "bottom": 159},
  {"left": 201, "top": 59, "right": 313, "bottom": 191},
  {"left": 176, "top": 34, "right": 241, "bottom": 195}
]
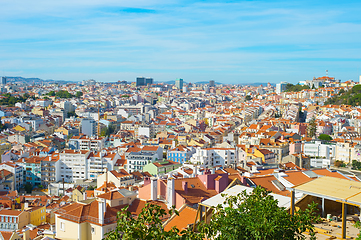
[{"left": 0, "top": 0, "right": 360, "bottom": 84}]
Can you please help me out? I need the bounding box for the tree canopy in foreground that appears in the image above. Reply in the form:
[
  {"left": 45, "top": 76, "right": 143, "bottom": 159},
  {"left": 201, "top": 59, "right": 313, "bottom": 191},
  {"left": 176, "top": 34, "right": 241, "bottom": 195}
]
[{"left": 105, "top": 186, "right": 319, "bottom": 240}]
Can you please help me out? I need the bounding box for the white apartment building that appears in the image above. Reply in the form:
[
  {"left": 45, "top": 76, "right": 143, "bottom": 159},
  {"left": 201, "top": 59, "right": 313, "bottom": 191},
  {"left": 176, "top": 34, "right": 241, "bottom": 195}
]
[
  {"left": 57, "top": 149, "right": 119, "bottom": 182},
  {"left": 189, "top": 148, "right": 236, "bottom": 168},
  {"left": 88, "top": 151, "right": 120, "bottom": 179},
  {"left": 303, "top": 141, "right": 336, "bottom": 160},
  {"left": 57, "top": 150, "right": 91, "bottom": 182},
  {"left": 0, "top": 162, "right": 23, "bottom": 190},
  {"left": 126, "top": 151, "right": 158, "bottom": 173},
  {"left": 68, "top": 135, "right": 106, "bottom": 151}
]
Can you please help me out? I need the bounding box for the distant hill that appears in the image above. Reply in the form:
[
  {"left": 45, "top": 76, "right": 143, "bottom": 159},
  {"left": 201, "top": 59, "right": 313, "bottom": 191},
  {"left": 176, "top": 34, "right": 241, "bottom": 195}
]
[
  {"left": 4, "top": 76, "right": 73, "bottom": 84},
  {"left": 241, "top": 82, "right": 275, "bottom": 87}
]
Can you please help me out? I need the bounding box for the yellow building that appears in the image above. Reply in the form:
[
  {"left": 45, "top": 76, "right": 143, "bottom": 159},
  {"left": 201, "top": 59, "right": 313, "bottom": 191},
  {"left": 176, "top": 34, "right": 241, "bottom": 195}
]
[
  {"left": 72, "top": 186, "right": 86, "bottom": 202},
  {"left": 25, "top": 206, "right": 47, "bottom": 226},
  {"left": 13, "top": 125, "right": 27, "bottom": 132},
  {"left": 187, "top": 138, "right": 207, "bottom": 147},
  {"left": 55, "top": 200, "right": 118, "bottom": 240},
  {"left": 246, "top": 147, "right": 276, "bottom": 164}
]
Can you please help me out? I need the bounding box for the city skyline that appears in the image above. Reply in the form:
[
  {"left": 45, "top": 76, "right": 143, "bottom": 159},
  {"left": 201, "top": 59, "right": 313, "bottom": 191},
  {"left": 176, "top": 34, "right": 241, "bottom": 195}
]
[{"left": 1, "top": 0, "right": 361, "bottom": 83}]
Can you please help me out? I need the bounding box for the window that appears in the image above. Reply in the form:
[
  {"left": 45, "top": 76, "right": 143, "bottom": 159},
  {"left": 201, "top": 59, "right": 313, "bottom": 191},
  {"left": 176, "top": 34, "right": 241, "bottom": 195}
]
[
  {"left": 91, "top": 227, "right": 95, "bottom": 234},
  {"left": 60, "top": 222, "right": 65, "bottom": 231}
]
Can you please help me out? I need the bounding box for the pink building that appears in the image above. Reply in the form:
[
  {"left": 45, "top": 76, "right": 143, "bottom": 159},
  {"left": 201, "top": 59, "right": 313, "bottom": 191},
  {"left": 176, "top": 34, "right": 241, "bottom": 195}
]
[{"left": 139, "top": 171, "right": 228, "bottom": 210}]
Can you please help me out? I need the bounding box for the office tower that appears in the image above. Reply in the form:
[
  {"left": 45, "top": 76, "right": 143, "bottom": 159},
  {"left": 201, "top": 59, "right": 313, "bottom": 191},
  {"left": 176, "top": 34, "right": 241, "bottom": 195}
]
[
  {"left": 145, "top": 78, "right": 153, "bottom": 85},
  {"left": 175, "top": 78, "right": 183, "bottom": 89},
  {"left": 81, "top": 118, "right": 97, "bottom": 137},
  {"left": 276, "top": 82, "right": 287, "bottom": 94},
  {"left": 0, "top": 77, "right": 6, "bottom": 85},
  {"left": 209, "top": 80, "right": 215, "bottom": 87},
  {"left": 136, "top": 77, "right": 146, "bottom": 87}
]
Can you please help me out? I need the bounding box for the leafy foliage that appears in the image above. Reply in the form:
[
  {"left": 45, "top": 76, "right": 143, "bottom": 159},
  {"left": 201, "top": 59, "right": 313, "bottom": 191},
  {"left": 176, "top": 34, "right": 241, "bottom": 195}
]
[
  {"left": 106, "top": 187, "right": 319, "bottom": 240},
  {"left": 100, "top": 123, "right": 116, "bottom": 137},
  {"left": 318, "top": 134, "right": 332, "bottom": 141},
  {"left": 284, "top": 83, "right": 310, "bottom": 92},
  {"left": 24, "top": 183, "right": 33, "bottom": 194},
  {"left": 0, "top": 93, "right": 34, "bottom": 106},
  {"left": 75, "top": 91, "right": 83, "bottom": 98},
  {"left": 245, "top": 95, "right": 252, "bottom": 101},
  {"left": 352, "top": 160, "right": 361, "bottom": 170},
  {"left": 325, "top": 85, "right": 361, "bottom": 106},
  {"left": 67, "top": 111, "right": 77, "bottom": 118},
  {"left": 46, "top": 90, "right": 73, "bottom": 98},
  {"left": 307, "top": 117, "right": 317, "bottom": 138},
  {"left": 334, "top": 160, "right": 346, "bottom": 168},
  {"left": 105, "top": 203, "right": 203, "bottom": 240},
  {"left": 202, "top": 186, "right": 319, "bottom": 240}
]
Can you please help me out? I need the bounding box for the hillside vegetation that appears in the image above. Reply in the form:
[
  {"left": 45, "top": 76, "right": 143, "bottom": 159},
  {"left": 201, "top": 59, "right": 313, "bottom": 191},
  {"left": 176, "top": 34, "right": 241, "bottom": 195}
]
[
  {"left": 324, "top": 85, "right": 361, "bottom": 106},
  {"left": 284, "top": 83, "right": 310, "bottom": 92}
]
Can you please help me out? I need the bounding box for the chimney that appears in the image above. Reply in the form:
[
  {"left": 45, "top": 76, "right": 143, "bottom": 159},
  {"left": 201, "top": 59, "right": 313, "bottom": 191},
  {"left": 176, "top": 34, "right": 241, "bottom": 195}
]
[
  {"left": 128, "top": 186, "right": 134, "bottom": 192},
  {"left": 167, "top": 177, "right": 175, "bottom": 208},
  {"left": 240, "top": 176, "right": 247, "bottom": 186},
  {"left": 182, "top": 181, "right": 188, "bottom": 194},
  {"left": 24, "top": 202, "right": 29, "bottom": 210},
  {"left": 144, "top": 177, "right": 151, "bottom": 186},
  {"left": 98, "top": 199, "right": 105, "bottom": 225},
  {"left": 22, "top": 227, "right": 30, "bottom": 240},
  {"left": 83, "top": 191, "right": 87, "bottom": 200},
  {"left": 193, "top": 165, "right": 198, "bottom": 176},
  {"left": 215, "top": 177, "right": 221, "bottom": 193},
  {"left": 299, "top": 153, "right": 303, "bottom": 169},
  {"left": 211, "top": 168, "right": 215, "bottom": 174},
  {"left": 150, "top": 178, "right": 157, "bottom": 201}
]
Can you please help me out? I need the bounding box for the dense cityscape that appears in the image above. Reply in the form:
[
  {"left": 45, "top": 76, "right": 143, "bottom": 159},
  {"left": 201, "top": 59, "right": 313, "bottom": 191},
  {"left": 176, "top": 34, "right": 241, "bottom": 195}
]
[{"left": 0, "top": 74, "right": 360, "bottom": 239}]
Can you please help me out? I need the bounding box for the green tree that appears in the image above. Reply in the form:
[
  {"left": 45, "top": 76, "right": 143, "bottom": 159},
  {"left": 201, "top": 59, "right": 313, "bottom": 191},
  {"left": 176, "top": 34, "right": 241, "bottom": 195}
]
[
  {"left": 203, "top": 186, "right": 319, "bottom": 240},
  {"left": 100, "top": 124, "right": 116, "bottom": 137},
  {"left": 67, "top": 111, "right": 77, "bottom": 118},
  {"left": 245, "top": 95, "right": 252, "bottom": 101},
  {"left": 105, "top": 203, "right": 203, "bottom": 240},
  {"left": 284, "top": 83, "right": 310, "bottom": 93},
  {"left": 307, "top": 117, "right": 317, "bottom": 138},
  {"left": 75, "top": 91, "right": 83, "bottom": 98},
  {"left": 106, "top": 187, "right": 319, "bottom": 240},
  {"left": 352, "top": 160, "right": 361, "bottom": 170},
  {"left": 318, "top": 134, "right": 332, "bottom": 141},
  {"left": 24, "top": 183, "right": 33, "bottom": 194},
  {"left": 334, "top": 160, "right": 346, "bottom": 168}
]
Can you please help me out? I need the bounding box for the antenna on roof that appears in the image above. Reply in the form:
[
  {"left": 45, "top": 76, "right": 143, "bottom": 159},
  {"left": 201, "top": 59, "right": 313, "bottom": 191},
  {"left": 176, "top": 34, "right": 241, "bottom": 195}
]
[{"left": 326, "top": 70, "right": 328, "bottom": 78}]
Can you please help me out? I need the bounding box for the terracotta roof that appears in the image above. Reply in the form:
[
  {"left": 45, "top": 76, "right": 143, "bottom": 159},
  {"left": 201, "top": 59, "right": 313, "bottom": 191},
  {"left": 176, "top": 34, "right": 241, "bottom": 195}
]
[
  {"left": 173, "top": 177, "right": 218, "bottom": 205},
  {"left": 163, "top": 205, "right": 197, "bottom": 232},
  {"left": 249, "top": 175, "right": 290, "bottom": 197},
  {"left": 127, "top": 199, "right": 169, "bottom": 218},
  {"left": 282, "top": 171, "right": 314, "bottom": 186},
  {"left": 0, "top": 209, "right": 23, "bottom": 216},
  {"left": 312, "top": 169, "right": 350, "bottom": 180},
  {"left": 97, "top": 190, "right": 125, "bottom": 200},
  {"left": 56, "top": 200, "right": 121, "bottom": 226},
  {"left": 0, "top": 231, "right": 13, "bottom": 240}
]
